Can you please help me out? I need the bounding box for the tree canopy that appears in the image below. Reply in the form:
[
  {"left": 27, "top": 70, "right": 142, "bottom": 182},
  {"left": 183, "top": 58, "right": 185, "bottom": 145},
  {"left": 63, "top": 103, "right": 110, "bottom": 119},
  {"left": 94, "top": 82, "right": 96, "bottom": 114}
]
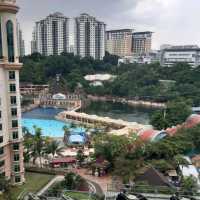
[
  {"left": 20, "top": 53, "right": 200, "bottom": 105},
  {"left": 150, "top": 99, "right": 192, "bottom": 130}
]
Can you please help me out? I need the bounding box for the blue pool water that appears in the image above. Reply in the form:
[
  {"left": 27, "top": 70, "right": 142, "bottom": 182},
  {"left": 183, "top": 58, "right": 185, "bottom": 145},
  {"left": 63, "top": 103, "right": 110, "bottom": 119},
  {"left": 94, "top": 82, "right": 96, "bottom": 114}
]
[
  {"left": 22, "top": 108, "right": 86, "bottom": 140},
  {"left": 22, "top": 118, "right": 68, "bottom": 137}
]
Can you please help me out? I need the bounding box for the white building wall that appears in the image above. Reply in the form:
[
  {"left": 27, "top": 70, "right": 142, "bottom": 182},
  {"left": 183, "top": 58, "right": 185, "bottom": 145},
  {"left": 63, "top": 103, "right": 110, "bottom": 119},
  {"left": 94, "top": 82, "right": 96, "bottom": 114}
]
[
  {"left": 75, "top": 14, "right": 106, "bottom": 60},
  {"left": 161, "top": 49, "right": 200, "bottom": 67}
]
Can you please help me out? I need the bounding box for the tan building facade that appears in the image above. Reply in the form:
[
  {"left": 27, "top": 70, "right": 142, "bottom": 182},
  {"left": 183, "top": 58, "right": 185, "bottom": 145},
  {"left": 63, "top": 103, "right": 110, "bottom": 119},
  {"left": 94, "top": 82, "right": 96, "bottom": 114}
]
[
  {"left": 0, "top": 0, "right": 24, "bottom": 184},
  {"left": 106, "top": 29, "right": 133, "bottom": 57},
  {"left": 132, "top": 31, "right": 153, "bottom": 55}
]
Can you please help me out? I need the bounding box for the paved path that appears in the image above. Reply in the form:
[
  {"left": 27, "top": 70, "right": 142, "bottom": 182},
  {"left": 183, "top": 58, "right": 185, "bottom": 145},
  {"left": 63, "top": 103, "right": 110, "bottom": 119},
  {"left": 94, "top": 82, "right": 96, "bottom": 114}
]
[
  {"left": 37, "top": 175, "right": 64, "bottom": 196},
  {"left": 72, "top": 168, "right": 113, "bottom": 194},
  {"left": 36, "top": 169, "right": 113, "bottom": 198}
]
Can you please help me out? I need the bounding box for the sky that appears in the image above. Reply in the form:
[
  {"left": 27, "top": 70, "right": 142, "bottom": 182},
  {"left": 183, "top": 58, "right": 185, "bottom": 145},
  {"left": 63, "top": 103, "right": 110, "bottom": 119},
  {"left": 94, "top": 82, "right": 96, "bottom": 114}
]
[{"left": 17, "top": 0, "right": 200, "bottom": 54}]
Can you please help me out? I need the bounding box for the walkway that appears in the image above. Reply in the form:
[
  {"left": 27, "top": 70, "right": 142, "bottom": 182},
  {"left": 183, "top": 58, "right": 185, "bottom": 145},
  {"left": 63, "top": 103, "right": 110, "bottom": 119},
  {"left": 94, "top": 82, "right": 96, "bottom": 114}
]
[
  {"left": 72, "top": 168, "right": 113, "bottom": 195},
  {"left": 35, "top": 169, "right": 107, "bottom": 197},
  {"left": 37, "top": 175, "right": 64, "bottom": 196}
]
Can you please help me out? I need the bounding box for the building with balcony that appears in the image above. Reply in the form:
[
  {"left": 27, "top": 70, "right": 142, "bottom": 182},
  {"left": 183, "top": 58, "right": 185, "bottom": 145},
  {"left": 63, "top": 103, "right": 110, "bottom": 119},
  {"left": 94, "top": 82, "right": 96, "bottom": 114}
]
[
  {"left": 106, "top": 29, "right": 133, "bottom": 57},
  {"left": 31, "top": 12, "right": 69, "bottom": 56},
  {"left": 132, "top": 31, "right": 153, "bottom": 55},
  {"left": 0, "top": 0, "right": 24, "bottom": 184},
  {"left": 74, "top": 13, "right": 106, "bottom": 60}
]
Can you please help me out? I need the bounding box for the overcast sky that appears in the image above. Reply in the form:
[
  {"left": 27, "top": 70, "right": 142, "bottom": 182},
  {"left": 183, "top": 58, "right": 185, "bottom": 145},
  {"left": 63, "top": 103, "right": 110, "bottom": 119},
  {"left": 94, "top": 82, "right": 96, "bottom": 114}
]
[{"left": 17, "top": 0, "right": 200, "bottom": 54}]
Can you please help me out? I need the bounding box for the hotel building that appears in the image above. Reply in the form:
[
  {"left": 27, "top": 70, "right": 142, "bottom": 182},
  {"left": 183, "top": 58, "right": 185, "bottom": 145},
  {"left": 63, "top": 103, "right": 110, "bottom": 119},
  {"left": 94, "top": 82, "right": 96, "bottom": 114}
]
[
  {"left": 132, "top": 31, "right": 153, "bottom": 55},
  {"left": 0, "top": 0, "right": 25, "bottom": 184},
  {"left": 31, "top": 12, "right": 69, "bottom": 56},
  {"left": 74, "top": 13, "right": 106, "bottom": 60},
  {"left": 106, "top": 29, "right": 133, "bottom": 57}
]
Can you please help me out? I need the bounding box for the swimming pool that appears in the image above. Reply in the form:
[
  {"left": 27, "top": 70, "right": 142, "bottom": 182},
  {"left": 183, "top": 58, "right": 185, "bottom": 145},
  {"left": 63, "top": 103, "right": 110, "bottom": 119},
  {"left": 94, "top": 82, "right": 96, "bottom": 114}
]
[
  {"left": 22, "top": 118, "right": 68, "bottom": 137},
  {"left": 22, "top": 108, "right": 86, "bottom": 140}
]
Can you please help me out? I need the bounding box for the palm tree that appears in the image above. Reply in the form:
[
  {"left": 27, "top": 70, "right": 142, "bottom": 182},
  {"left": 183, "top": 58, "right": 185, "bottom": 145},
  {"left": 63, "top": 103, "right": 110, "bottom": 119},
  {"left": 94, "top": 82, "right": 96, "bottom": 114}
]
[
  {"left": 70, "top": 122, "right": 77, "bottom": 128},
  {"left": 46, "top": 140, "right": 60, "bottom": 158},
  {"left": 33, "top": 126, "right": 43, "bottom": 167},
  {"left": 63, "top": 125, "right": 71, "bottom": 143}
]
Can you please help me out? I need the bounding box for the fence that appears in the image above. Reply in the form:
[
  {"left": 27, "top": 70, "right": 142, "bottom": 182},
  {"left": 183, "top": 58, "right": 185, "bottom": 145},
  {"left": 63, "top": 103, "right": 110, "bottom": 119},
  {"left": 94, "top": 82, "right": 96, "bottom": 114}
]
[{"left": 106, "top": 183, "right": 200, "bottom": 200}]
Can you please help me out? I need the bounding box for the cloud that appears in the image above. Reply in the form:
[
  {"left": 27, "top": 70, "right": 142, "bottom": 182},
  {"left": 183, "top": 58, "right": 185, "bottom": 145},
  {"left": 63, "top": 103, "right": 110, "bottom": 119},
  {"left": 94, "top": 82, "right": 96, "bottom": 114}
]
[{"left": 16, "top": 0, "right": 200, "bottom": 54}]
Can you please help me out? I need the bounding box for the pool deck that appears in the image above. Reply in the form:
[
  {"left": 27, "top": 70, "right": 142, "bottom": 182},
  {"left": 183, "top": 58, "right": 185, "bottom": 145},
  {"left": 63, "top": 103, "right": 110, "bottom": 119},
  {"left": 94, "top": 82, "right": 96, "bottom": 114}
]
[{"left": 56, "top": 110, "right": 151, "bottom": 136}]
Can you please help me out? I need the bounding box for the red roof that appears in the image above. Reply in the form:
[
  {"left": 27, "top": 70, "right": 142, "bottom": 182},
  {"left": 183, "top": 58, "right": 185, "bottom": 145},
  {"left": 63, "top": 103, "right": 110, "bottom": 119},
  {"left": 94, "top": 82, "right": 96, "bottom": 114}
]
[
  {"left": 139, "top": 129, "right": 159, "bottom": 141},
  {"left": 165, "top": 124, "right": 184, "bottom": 136},
  {"left": 184, "top": 114, "right": 200, "bottom": 128},
  {"left": 165, "top": 126, "right": 179, "bottom": 136},
  {"left": 51, "top": 157, "right": 76, "bottom": 164}
]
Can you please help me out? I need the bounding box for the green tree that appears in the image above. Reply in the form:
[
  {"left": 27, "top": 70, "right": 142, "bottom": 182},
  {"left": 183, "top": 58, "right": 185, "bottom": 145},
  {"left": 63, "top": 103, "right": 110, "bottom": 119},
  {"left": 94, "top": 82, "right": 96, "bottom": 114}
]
[
  {"left": 46, "top": 140, "right": 60, "bottom": 158},
  {"left": 181, "top": 176, "right": 198, "bottom": 195},
  {"left": 63, "top": 125, "right": 70, "bottom": 143},
  {"left": 114, "top": 157, "right": 144, "bottom": 183},
  {"left": 0, "top": 176, "right": 12, "bottom": 200},
  {"left": 33, "top": 126, "right": 44, "bottom": 167},
  {"left": 76, "top": 149, "right": 85, "bottom": 166},
  {"left": 94, "top": 134, "right": 131, "bottom": 164},
  {"left": 150, "top": 99, "right": 192, "bottom": 130},
  {"left": 173, "top": 154, "right": 190, "bottom": 169},
  {"left": 63, "top": 172, "right": 85, "bottom": 190}
]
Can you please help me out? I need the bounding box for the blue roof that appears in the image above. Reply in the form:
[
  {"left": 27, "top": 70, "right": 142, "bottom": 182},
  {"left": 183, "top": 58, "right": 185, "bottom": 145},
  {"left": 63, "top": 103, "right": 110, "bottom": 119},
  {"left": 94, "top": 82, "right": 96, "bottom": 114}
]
[{"left": 69, "top": 134, "right": 85, "bottom": 144}]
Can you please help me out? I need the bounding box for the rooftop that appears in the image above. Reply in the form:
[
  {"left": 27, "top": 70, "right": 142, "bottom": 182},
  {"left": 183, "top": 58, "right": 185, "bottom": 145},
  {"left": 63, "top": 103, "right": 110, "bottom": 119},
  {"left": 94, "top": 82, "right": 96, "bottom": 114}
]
[
  {"left": 84, "top": 74, "right": 116, "bottom": 82},
  {"left": 163, "top": 45, "right": 200, "bottom": 51},
  {"left": 106, "top": 29, "right": 134, "bottom": 33},
  {"left": 133, "top": 31, "right": 153, "bottom": 35}
]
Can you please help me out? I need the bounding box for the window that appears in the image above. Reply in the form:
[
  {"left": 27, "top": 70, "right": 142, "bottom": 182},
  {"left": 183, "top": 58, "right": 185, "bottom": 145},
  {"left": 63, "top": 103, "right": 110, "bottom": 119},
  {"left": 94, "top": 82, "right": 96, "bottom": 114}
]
[
  {"left": 13, "top": 143, "right": 19, "bottom": 150},
  {"left": 0, "top": 124, "right": 2, "bottom": 131},
  {"left": 13, "top": 131, "right": 18, "bottom": 140},
  {"left": 12, "top": 120, "right": 18, "bottom": 128},
  {"left": 0, "top": 136, "right": 3, "bottom": 143},
  {"left": 10, "top": 96, "right": 17, "bottom": 105},
  {"left": 0, "top": 172, "right": 5, "bottom": 177},
  {"left": 9, "top": 84, "right": 16, "bottom": 92},
  {"left": 15, "top": 176, "right": 21, "bottom": 183},
  {"left": 7, "top": 20, "right": 14, "bottom": 62},
  {"left": 11, "top": 108, "right": 17, "bottom": 117},
  {"left": 14, "top": 154, "right": 19, "bottom": 162},
  {"left": 14, "top": 164, "right": 20, "bottom": 172},
  {"left": 9, "top": 71, "right": 15, "bottom": 80},
  {"left": 0, "top": 111, "right": 1, "bottom": 119},
  {"left": 0, "top": 147, "right": 4, "bottom": 155},
  {"left": 0, "top": 160, "right": 4, "bottom": 167}
]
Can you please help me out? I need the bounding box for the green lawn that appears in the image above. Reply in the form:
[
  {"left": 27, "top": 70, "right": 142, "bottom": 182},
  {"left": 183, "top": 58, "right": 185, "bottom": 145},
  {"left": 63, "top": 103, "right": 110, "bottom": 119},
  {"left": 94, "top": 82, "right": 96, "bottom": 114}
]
[
  {"left": 65, "top": 191, "right": 96, "bottom": 200},
  {"left": 0, "top": 172, "right": 55, "bottom": 200}
]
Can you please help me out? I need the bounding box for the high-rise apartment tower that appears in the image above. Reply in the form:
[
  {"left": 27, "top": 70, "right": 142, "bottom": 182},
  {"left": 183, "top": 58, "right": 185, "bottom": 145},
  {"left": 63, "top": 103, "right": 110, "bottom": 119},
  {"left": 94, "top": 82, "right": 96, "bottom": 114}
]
[
  {"left": 74, "top": 13, "right": 106, "bottom": 60},
  {"left": 31, "top": 12, "right": 69, "bottom": 56}
]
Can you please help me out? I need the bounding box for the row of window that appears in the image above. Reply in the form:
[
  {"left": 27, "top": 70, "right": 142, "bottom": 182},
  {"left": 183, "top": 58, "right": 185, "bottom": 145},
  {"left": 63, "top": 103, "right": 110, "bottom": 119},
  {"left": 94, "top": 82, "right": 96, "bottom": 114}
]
[
  {"left": 0, "top": 172, "right": 21, "bottom": 183},
  {"left": 0, "top": 130, "right": 18, "bottom": 142},
  {"left": 0, "top": 120, "right": 18, "bottom": 131},
  {"left": 0, "top": 107, "right": 18, "bottom": 118}
]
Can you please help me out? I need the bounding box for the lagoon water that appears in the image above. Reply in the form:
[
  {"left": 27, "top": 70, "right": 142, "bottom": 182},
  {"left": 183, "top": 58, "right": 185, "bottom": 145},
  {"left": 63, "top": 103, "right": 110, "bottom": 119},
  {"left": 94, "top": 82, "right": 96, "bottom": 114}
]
[
  {"left": 82, "top": 101, "right": 154, "bottom": 125},
  {"left": 22, "top": 102, "right": 155, "bottom": 137}
]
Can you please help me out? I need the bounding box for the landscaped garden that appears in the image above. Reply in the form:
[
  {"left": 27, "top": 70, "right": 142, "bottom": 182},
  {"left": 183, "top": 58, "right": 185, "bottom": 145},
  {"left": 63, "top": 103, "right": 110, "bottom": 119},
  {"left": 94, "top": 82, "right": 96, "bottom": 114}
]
[{"left": 0, "top": 172, "right": 54, "bottom": 200}]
